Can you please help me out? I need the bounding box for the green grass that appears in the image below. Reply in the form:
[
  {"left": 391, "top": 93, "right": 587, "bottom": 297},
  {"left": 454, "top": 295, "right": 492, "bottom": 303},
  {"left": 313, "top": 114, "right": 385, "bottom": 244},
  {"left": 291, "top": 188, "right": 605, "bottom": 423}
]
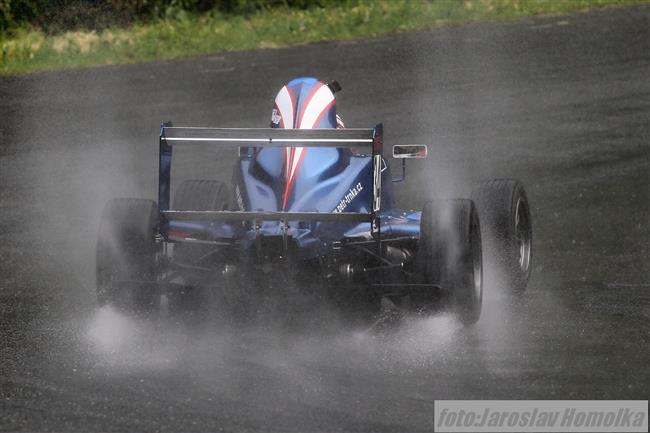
[{"left": 1, "top": 0, "right": 648, "bottom": 75}]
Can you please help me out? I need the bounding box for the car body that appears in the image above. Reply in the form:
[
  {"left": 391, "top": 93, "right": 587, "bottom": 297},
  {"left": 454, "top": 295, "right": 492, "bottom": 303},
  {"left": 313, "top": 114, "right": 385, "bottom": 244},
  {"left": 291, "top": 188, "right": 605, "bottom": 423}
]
[
  {"left": 97, "top": 77, "right": 532, "bottom": 324},
  {"left": 159, "top": 119, "right": 421, "bottom": 295}
]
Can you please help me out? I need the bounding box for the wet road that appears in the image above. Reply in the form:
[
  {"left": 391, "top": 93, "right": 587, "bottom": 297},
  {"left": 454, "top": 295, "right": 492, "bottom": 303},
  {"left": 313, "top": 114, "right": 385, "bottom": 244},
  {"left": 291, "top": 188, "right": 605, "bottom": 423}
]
[{"left": 1, "top": 5, "right": 649, "bottom": 432}]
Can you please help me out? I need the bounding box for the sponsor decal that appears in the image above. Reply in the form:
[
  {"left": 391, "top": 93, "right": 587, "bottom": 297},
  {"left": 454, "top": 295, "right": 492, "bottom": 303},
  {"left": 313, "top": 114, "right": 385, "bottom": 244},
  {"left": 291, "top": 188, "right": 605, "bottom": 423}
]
[
  {"left": 271, "top": 108, "right": 282, "bottom": 126},
  {"left": 334, "top": 182, "right": 363, "bottom": 213}
]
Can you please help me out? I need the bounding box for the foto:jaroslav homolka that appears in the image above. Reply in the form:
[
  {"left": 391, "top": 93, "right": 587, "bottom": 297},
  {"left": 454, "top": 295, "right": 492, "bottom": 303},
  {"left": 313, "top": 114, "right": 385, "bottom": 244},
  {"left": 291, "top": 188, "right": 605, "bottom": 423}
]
[{"left": 437, "top": 407, "right": 646, "bottom": 429}]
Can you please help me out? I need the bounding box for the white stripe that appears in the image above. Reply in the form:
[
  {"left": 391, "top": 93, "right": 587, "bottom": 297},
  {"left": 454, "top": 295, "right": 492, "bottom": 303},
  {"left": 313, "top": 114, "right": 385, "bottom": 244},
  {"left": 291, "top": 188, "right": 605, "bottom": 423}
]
[
  {"left": 289, "top": 147, "right": 305, "bottom": 182},
  {"left": 299, "top": 85, "right": 335, "bottom": 129},
  {"left": 274, "top": 85, "right": 294, "bottom": 178},
  {"left": 275, "top": 86, "right": 294, "bottom": 129},
  {"left": 286, "top": 86, "right": 333, "bottom": 183},
  {"left": 286, "top": 147, "right": 291, "bottom": 178}
]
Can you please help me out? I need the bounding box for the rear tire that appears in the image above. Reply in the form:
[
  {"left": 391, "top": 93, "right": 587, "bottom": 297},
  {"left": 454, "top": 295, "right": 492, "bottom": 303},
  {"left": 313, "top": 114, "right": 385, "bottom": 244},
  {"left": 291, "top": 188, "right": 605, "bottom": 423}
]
[
  {"left": 173, "top": 179, "right": 230, "bottom": 213},
  {"left": 96, "top": 198, "right": 160, "bottom": 313},
  {"left": 172, "top": 179, "right": 230, "bottom": 266},
  {"left": 171, "top": 180, "right": 231, "bottom": 311},
  {"left": 472, "top": 179, "right": 532, "bottom": 293},
  {"left": 417, "top": 199, "right": 483, "bottom": 324}
]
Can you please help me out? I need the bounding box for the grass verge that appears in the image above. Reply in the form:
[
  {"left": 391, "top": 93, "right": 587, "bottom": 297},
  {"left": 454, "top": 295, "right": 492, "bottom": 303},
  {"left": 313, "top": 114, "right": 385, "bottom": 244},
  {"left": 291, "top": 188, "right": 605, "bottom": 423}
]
[{"left": 1, "top": 0, "right": 648, "bottom": 75}]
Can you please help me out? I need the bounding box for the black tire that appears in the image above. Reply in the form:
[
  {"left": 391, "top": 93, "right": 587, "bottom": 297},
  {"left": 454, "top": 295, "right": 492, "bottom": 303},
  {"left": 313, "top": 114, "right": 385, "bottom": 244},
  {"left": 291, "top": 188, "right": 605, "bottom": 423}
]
[
  {"left": 417, "top": 199, "right": 483, "bottom": 324},
  {"left": 96, "top": 198, "right": 160, "bottom": 312},
  {"left": 171, "top": 180, "right": 231, "bottom": 311},
  {"left": 172, "top": 180, "right": 230, "bottom": 265},
  {"left": 173, "top": 179, "right": 230, "bottom": 212},
  {"left": 472, "top": 179, "right": 532, "bottom": 293}
]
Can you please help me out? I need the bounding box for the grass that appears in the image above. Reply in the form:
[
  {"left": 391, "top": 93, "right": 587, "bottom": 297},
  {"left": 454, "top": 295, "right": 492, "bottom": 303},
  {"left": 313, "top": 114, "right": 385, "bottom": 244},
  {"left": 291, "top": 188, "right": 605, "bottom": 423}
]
[{"left": 1, "top": 0, "right": 648, "bottom": 75}]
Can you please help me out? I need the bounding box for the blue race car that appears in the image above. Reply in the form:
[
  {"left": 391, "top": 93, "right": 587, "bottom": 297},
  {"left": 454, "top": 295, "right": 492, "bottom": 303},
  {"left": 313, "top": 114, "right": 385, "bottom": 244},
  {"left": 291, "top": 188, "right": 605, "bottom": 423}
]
[{"left": 96, "top": 77, "right": 532, "bottom": 324}]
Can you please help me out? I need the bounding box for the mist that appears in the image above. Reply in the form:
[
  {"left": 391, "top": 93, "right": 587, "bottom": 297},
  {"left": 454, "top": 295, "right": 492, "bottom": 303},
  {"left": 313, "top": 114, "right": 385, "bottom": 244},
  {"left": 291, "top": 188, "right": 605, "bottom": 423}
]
[{"left": 3, "top": 6, "right": 649, "bottom": 431}]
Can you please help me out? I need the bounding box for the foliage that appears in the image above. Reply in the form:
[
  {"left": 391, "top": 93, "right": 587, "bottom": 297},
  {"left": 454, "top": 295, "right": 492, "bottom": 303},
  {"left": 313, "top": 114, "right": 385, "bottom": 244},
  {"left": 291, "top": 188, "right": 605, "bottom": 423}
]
[
  {"left": 0, "top": 0, "right": 360, "bottom": 33},
  {"left": 1, "top": 0, "right": 648, "bottom": 75}
]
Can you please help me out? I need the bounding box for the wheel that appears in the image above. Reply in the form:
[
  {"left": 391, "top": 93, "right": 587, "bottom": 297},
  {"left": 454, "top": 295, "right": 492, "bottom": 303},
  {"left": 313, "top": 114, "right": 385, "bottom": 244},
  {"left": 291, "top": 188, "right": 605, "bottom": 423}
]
[
  {"left": 96, "top": 198, "right": 160, "bottom": 313},
  {"left": 173, "top": 179, "right": 230, "bottom": 213},
  {"left": 472, "top": 179, "right": 532, "bottom": 292},
  {"left": 171, "top": 180, "right": 231, "bottom": 311},
  {"left": 172, "top": 179, "right": 230, "bottom": 266},
  {"left": 417, "top": 199, "right": 483, "bottom": 324}
]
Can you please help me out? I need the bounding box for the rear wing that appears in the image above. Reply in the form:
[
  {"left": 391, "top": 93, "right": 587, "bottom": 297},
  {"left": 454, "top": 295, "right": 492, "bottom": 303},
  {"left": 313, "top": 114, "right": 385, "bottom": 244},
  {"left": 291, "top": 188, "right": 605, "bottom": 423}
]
[{"left": 158, "top": 123, "right": 383, "bottom": 230}]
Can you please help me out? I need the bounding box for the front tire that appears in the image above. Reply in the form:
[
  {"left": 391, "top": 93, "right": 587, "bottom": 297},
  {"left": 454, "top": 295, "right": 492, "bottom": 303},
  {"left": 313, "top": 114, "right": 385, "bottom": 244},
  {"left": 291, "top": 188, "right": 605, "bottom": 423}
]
[
  {"left": 418, "top": 199, "right": 483, "bottom": 324},
  {"left": 96, "top": 198, "right": 160, "bottom": 313}
]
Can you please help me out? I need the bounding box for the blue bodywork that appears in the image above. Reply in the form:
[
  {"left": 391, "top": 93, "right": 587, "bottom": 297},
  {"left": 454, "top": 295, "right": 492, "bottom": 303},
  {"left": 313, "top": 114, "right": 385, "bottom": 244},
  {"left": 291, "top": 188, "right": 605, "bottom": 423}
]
[{"left": 161, "top": 77, "right": 422, "bottom": 262}]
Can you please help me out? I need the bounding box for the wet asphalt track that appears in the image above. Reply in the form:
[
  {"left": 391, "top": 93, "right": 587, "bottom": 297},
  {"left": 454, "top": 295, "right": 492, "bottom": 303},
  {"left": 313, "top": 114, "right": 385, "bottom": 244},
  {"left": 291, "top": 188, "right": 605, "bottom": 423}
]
[{"left": 1, "top": 5, "right": 649, "bottom": 432}]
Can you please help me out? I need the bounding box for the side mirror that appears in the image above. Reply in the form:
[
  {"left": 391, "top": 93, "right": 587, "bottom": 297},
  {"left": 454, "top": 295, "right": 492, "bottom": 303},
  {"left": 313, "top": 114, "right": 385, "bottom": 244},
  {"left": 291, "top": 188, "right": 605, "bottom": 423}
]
[
  {"left": 391, "top": 144, "right": 428, "bottom": 183},
  {"left": 392, "top": 144, "right": 428, "bottom": 159}
]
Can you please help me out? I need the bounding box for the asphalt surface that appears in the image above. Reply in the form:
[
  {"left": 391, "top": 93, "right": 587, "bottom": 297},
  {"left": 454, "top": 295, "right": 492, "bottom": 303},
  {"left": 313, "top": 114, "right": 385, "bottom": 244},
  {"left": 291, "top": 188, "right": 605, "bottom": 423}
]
[{"left": 1, "top": 5, "right": 649, "bottom": 432}]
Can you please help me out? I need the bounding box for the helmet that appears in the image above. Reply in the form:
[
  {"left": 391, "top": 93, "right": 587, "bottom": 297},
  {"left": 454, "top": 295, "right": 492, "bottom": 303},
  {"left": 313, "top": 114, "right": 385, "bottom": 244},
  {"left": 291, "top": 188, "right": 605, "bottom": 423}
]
[
  {"left": 271, "top": 77, "right": 342, "bottom": 129},
  {"left": 262, "top": 78, "right": 346, "bottom": 210}
]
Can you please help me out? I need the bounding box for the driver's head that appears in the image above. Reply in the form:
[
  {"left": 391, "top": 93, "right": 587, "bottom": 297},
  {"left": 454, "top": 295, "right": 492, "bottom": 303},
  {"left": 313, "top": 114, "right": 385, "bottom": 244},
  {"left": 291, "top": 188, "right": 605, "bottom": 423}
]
[{"left": 271, "top": 77, "right": 342, "bottom": 129}]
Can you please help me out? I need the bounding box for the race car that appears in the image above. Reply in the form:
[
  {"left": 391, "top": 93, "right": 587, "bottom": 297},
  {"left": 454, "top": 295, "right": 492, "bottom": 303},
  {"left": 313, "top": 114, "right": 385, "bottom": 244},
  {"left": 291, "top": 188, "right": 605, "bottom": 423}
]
[{"left": 96, "top": 77, "right": 532, "bottom": 324}]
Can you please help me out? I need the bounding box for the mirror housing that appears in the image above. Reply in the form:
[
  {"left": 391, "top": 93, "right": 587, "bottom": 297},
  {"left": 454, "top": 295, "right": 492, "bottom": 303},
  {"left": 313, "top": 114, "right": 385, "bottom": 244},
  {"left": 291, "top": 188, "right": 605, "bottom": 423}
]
[
  {"left": 391, "top": 144, "right": 428, "bottom": 183},
  {"left": 392, "top": 144, "right": 428, "bottom": 159}
]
